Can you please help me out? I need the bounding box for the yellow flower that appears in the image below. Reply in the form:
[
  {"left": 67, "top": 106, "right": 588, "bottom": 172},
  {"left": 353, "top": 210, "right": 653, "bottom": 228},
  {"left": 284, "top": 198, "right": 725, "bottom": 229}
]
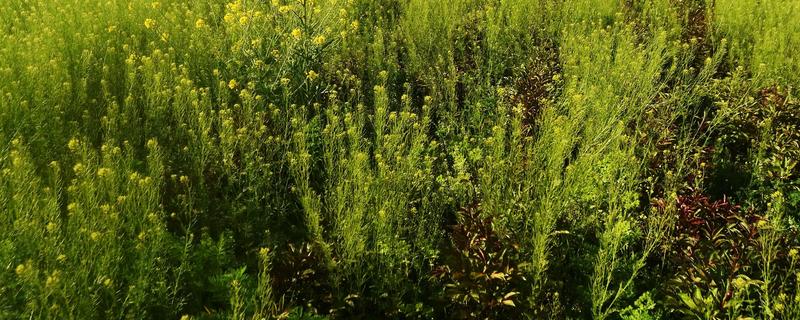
[
  {"left": 239, "top": 16, "right": 249, "bottom": 25},
  {"left": 57, "top": 254, "right": 67, "bottom": 263},
  {"left": 73, "top": 163, "right": 84, "bottom": 173},
  {"left": 228, "top": 79, "right": 238, "bottom": 89},
  {"left": 46, "top": 222, "right": 58, "bottom": 233},
  {"left": 195, "top": 19, "right": 206, "bottom": 28},
  {"left": 15, "top": 264, "right": 25, "bottom": 276},
  {"left": 278, "top": 5, "right": 291, "bottom": 14},
  {"left": 10, "top": 152, "right": 22, "bottom": 167},
  {"left": 732, "top": 277, "right": 747, "bottom": 289},
  {"left": 68, "top": 138, "right": 80, "bottom": 151},
  {"left": 67, "top": 203, "right": 77, "bottom": 212},
  {"left": 224, "top": 13, "right": 235, "bottom": 24},
  {"left": 313, "top": 35, "right": 326, "bottom": 45},
  {"left": 179, "top": 175, "right": 190, "bottom": 184},
  {"left": 97, "top": 167, "right": 112, "bottom": 177},
  {"left": 103, "top": 277, "right": 113, "bottom": 288},
  {"left": 90, "top": 231, "right": 101, "bottom": 241},
  {"left": 138, "top": 177, "right": 152, "bottom": 187},
  {"left": 306, "top": 70, "right": 319, "bottom": 81},
  {"left": 144, "top": 18, "right": 156, "bottom": 29},
  {"left": 46, "top": 271, "right": 61, "bottom": 288},
  {"left": 291, "top": 28, "right": 302, "bottom": 39}
]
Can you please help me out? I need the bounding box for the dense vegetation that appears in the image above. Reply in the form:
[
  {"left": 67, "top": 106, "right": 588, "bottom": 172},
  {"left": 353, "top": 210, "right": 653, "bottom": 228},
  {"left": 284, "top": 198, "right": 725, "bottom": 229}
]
[{"left": 1, "top": 0, "right": 799, "bottom": 319}]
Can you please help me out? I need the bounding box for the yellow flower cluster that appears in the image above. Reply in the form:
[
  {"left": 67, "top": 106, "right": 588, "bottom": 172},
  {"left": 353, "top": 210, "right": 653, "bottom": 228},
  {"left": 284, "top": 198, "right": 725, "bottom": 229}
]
[
  {"left": 144, "top": 18, "right": 156, "bottom": 29},
  {"left": 291, "top": 28, "right": 303, "bottom": 39},
  {"left": 97, "top": 167, "right": 112, "bottom": 177},
  {"left": 68, "top": 138, "right": 80, "bottom": 151}
]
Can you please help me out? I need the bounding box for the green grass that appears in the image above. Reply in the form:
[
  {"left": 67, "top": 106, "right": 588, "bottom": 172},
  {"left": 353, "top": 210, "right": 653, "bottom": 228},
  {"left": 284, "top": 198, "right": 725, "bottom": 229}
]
[{"left": 1, "top": 0, "right": 800, "bottom": 319}]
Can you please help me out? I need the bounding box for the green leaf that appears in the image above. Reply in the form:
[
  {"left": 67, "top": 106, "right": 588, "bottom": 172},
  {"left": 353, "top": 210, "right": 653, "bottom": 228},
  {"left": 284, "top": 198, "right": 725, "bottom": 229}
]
[{"left": 679, "top": 293, "right": 699, "bottom": 311}]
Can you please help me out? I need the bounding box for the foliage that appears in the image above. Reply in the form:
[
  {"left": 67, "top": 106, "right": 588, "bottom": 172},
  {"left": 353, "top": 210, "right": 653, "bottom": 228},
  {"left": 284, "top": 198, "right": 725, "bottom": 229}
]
[{"left": 431, "top": 204, "right": 526, "bottom": 319}]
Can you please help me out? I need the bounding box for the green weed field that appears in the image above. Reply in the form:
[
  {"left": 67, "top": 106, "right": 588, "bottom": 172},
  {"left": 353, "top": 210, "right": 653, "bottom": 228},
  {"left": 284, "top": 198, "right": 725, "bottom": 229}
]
[{"left": 1, "top": 0, "right": 799, "bottom": 319}]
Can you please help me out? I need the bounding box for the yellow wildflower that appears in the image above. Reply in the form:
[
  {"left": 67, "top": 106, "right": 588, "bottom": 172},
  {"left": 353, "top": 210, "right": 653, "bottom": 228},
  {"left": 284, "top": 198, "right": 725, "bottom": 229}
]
[
  {"left": 732, "top": 277, "right": 747, "bottom": 289},
  {"left": 90, "top": 231, "right": 101, "bottom": 241},
  {"left": 194, "top": 19, "right": 206, "bottom": 28},
  {"left": 228, "top": 79, "right": 238, "bottom": 89},
  {"left": 278, "top": 5, "right": 291, "bottom": 14},
  {"left": 224, "top": 13, "right": 235, "bottom": 24},
  {"left": 280, "top": 78, "right": 290, "bottom": 86},
  {"left": 68, "top": 138, "right": 80, "bottom": 151},
  {"left": 73, "top": 163, "right": 84, "bottom": 173},
  {"left": 291, "top": 28, "right": 302, "bottom": 39},
  {"left": 46, "top": 271, "right": 61, "bottom": 288},
  {"left": 97, "top": 167, "right": 112, "bottom": 177},
  {"left": 144, "top": 18, "right": 156, "bottom": 29},
  {"left": 239, "top": 16, "right": 248, "bottom": 25},
  {"left": 46, "top": 222, "right": 58, "bottom": 233},
  {"left": 306, "top": 70, "right": 319, "bottom": 81},
  {"left": 313, "top": 35, "right": 326, "bottom": 45},
  {"left": 15, "top": 264, "right": 25, "bottom": 276},
  {"left": 179, "top": 175, "right": 190, "bottom": 184},
  {"left": 138, "top": 177, "right": 152, "bottom": 187}
]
